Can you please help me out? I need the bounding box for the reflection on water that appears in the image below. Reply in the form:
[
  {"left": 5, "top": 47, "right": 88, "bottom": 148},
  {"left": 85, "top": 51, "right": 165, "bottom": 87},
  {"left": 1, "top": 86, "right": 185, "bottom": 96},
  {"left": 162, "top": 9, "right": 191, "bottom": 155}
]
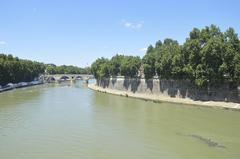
[{"left": 0, "top": 81, "right": 240, "bottom": 159}]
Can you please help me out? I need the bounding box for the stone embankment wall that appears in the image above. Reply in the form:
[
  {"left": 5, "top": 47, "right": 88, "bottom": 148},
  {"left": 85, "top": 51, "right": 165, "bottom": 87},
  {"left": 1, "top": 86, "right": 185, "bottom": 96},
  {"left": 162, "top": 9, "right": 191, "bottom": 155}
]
[{"left": 97, "top": 77, "right": 240, "bottom": 103}]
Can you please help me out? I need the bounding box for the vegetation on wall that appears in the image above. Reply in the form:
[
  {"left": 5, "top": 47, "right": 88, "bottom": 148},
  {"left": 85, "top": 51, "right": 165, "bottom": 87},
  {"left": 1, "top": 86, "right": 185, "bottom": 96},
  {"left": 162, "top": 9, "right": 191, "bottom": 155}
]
[{"left": 91, "top": 25, "right": 240, "bottom": 87}]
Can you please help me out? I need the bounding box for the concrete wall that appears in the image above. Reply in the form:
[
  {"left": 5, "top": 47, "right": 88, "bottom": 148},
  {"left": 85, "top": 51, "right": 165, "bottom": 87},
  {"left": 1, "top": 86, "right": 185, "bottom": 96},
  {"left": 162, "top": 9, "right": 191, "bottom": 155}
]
[{"left": 97, "top": 77, "right": 240, "bottom": 103}]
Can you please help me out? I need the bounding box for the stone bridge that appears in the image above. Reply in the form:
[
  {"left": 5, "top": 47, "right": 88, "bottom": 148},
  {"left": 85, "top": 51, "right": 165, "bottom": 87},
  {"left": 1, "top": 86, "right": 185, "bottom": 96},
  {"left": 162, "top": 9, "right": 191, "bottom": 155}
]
[{"left": 43, "top": 74, "right": 94, "bottom": 83}]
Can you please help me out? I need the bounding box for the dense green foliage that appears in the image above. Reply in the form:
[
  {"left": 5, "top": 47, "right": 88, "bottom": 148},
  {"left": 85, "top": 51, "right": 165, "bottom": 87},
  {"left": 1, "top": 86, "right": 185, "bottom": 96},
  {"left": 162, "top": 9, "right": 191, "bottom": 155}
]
[
  {"left": 155, "top": 39, "right": 184, "bottom": 79},
  {"left": 0, "top": 54, "right": 45, "bottom": 85},
  {"left": 109, "top": 55, "right": 124, "bottom": 76},
  {"left": 120, "top": 56, "right": 141, "bottom": 77},
  {"left": 144, "top": 25, "right": 240, "bottom": 87},
  {"left": 0, "top": 54, "right": 91, "bottom": 86},
  {"left": 142, "top": 45, "right": 156, "bottom": 79},
  {"left": 46, "top": 64, "right": 91, "bottom": 75},
  {"left": 91, "top": 55, "right": 141, "bottom": 79},
  {"left": 92, "top": 25, "right": 240, "bottom": 87},
  {"left": 91, "top": 58, "right": 110, "bottom": 79}
]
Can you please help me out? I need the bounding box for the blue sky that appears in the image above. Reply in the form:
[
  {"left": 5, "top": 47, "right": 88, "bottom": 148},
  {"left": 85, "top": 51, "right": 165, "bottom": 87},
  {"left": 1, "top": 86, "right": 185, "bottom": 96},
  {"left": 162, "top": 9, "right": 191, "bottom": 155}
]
[{"left": 0, "top": 0, "right": 239, "bottom": 67}]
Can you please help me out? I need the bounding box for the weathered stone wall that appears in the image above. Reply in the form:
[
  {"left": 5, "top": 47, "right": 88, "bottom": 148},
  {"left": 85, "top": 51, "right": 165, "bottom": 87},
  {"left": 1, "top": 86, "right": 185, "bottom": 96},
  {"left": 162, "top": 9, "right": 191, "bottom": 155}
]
[{"left": 97, "top": 77, "right": 240, "bottom": 103}]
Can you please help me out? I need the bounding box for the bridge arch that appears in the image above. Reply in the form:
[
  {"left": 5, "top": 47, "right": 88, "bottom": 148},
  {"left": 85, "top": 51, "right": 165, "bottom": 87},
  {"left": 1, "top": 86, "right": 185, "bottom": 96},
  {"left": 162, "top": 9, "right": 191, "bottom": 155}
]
[
  {"left": 60, "top": 76, "right": 70, "bottom": 81},
  {"left": 47, "top": 77, "right": 56, "bottom": 82},
  {"left": 75, "top": 76, "right": 82, "bottom": 80}
]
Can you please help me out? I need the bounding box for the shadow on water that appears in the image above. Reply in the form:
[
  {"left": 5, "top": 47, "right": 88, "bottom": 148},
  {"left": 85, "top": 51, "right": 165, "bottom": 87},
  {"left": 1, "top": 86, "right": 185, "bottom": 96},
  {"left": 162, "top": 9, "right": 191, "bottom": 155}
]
[{"left": 176, "top": 132, "right": 226, "bottom": 149}]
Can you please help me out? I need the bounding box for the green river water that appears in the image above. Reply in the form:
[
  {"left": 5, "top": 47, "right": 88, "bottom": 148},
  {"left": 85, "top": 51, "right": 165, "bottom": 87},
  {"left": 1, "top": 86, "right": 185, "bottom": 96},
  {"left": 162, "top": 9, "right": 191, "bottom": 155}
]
[{"left": 0, "top": 81, "right": 239, "bottom": 159}]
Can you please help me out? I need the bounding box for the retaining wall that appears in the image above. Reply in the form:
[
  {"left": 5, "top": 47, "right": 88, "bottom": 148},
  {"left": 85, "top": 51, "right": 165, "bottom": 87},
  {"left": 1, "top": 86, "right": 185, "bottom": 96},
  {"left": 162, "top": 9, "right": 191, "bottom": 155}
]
[{"left": 97, "top": 77, "right": 240, "bottom": 103}]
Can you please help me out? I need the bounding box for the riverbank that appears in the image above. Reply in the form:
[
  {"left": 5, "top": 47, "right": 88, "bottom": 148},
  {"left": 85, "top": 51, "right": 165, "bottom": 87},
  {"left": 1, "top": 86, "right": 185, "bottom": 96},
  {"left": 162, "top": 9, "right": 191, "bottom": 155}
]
[
  {"left": 88, "top": 84, "right": 240, "bottom": 110},
  {"left": 0, "top": 81, "right": 43, "bottom": 93}
]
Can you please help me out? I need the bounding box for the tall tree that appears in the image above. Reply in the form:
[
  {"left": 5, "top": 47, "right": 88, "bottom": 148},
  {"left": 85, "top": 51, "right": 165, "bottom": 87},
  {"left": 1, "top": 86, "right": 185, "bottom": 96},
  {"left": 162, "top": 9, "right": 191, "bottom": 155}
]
[
  {"left": 120, "top": 56, "right": 141, "bottom": 77},
  {"left": 109, "top": 54, "right": 124, "bottom": 76}
]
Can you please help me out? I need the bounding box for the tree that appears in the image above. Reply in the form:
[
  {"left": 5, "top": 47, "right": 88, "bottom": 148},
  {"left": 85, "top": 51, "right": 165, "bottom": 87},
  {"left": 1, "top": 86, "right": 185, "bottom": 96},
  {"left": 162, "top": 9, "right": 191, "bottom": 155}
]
[
  {"left": 109, "top": 54, "right": 124, "bottom": 76},
  {"left": 99, "top": 62, "right": 110, "bottom": 78},
  {"left": 197, "top": 25, "right": 225, "bottom": 86},
  {"left": 142, "top": 54, "right": 156, "bottom": 79},
  {"left": 90, "top": 25, "right": 240, "bottom": 88},
  {"left": 146, "top": 45, "right": 154, "bottom": 54},
  {"left": 120, "top": 56, "right": 141, "bottom": 77},
  {"left": 182, "top": 25, "right": 232, "bottom": 87},
  {"left": 91, "top": 57, "right": 110, "bottom": 79},
  {"left": 155, "top": 40, "right": 162, "bottom": 48},
  {"left": 45, "top": 64, "right": 90, "bottom": 75},
  {"left": 223, "top": 28, "right": 240, "bottom": 84},
  {"left": 234, "top": 53, "right": 240, "bottom": 84},
  {"left": 0, "top": 54, "right": 45, "bottom": 85},
  {"left": 155, "top": 38, "right": 182, "bottom": 79},
  {"left": 142, "top": 44, "right": 157, "bottom": 79},
  {"left": 182, "top": 38, "right": 201, "bottom": 80}
]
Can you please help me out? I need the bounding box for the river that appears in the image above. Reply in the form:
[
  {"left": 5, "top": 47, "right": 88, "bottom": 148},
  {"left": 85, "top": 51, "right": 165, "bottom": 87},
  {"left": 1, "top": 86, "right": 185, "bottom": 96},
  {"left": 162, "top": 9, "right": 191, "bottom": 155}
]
[{"left": 0, "top": 80, "right": 239, "bottom": 159}]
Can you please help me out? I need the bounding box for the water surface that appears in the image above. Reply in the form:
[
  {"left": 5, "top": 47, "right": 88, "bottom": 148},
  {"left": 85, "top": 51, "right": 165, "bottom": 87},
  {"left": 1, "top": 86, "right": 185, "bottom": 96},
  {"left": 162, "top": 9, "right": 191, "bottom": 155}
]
[{"left": 0, "top": 81, "right": 239, "bottom": 159}]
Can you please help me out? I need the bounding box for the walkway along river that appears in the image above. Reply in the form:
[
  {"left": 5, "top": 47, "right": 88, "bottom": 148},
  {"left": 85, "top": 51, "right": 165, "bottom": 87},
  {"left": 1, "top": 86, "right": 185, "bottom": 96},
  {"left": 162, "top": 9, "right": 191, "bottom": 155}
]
[{"left": 0, "top": 80, "right": 240, "bottom": 159}]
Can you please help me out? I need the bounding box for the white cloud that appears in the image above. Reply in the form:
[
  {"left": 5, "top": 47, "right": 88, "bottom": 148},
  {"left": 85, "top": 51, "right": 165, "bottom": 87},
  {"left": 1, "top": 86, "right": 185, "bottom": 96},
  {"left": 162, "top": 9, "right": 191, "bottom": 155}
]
[
  {"left": 139, "top": 47, "right": 147, "bottom": 52},
  {"left": 122, "top": 20, "right": 144, "bottom": 29},
  {"left": 0, "top": 41, "right": 7, "bottom": 45}
]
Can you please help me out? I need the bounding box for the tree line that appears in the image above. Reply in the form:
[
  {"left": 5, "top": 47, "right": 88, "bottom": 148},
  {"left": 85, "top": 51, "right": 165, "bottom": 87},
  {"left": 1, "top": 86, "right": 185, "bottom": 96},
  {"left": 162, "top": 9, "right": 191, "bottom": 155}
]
[
  {"left": 46, "top": 64, "right": 91, "bottom": 75},
  {"left": 0, "top": 54, "right": 91, "bottom": 86},
  {"left": 91, "top": 55, "right": 141, "bottom": 79},
  {"left": 0, "top": 54, "right": 45, "bottom": 85},
  {"left": 91, "top": 25, "right": 240, "bottom": 87}
]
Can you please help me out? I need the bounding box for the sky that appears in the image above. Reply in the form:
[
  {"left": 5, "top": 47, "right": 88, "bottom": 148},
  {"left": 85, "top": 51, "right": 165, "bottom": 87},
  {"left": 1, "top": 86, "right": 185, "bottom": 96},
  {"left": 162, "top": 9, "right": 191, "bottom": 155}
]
[{"left": 0, "top": 0, "right": 239, "bottom": 67}]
